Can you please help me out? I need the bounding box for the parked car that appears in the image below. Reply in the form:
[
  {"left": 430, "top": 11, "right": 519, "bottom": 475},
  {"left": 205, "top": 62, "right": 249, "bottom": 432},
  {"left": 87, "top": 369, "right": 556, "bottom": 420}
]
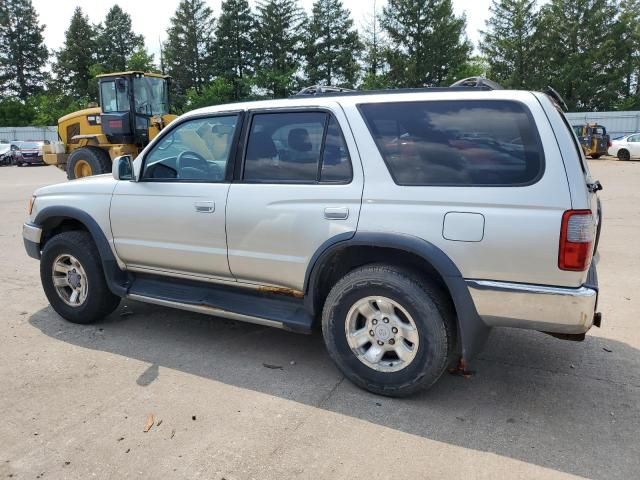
[
  {"left": 16, "top": 141, "right": 46, "bottom": 166},
  {"left": 608, "top": 133, "right": 640, "bottom": 161},
  {"left": 0, "top": 143, "right": 13, "bottom": 166},
  {"left": 22, "top": 85, "right": 602, "bottom": 397}
]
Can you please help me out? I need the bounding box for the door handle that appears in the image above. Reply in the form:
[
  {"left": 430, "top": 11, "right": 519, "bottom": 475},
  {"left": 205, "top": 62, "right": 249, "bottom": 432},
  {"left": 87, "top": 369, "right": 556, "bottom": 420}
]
[
  {"left": 194, "top": 201, "right": 215, "bottom": 213},
  {"left": 324, "top": 207, "right": 349, "bottom": 220}
]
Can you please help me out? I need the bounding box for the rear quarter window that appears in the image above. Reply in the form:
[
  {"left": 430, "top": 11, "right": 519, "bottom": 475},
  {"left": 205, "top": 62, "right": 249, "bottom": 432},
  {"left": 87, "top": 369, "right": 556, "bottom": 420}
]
[{"left": 358, "top": 100, "right": 545, "bottom": 186}]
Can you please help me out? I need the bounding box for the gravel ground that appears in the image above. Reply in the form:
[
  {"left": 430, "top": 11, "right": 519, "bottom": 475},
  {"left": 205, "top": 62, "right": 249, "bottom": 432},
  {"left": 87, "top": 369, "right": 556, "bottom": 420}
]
[{"left": 0, "top": 160, "right": 638, "bottom": 480}]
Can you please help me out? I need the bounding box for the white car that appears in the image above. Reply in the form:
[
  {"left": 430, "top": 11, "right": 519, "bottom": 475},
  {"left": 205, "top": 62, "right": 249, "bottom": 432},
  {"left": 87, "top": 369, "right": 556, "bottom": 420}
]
[{"left": 609, "top": 133, "right": 640, "bottom": 161}]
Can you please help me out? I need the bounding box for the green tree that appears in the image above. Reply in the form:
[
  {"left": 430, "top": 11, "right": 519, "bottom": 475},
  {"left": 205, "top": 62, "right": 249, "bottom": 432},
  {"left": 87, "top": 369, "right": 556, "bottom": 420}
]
[
  {"left": 0, "top": 0, "right": 48, "bottom": 100},
  {"left": 381, "top": 0, "right": 471, "bottom": 87},
  {"left": 481, "top": 0, "right": 537, "bottom": 88},
  {"left": 304, "top": 0, "right": 362, "bottom": 88},
  {"left": 617, "top": 0, "right": 640, "bottom": 107},
  {"left": 164, "top": 0, "right": 216, "bottom": 106},
  {"left": 531, "top": 0, "right": 622, "bottom": 111},
  {"left": 213, "top": 0, "right": 256, "bottom": 100},
  {"left": 185, "top": 77, "right": 236, "bottom": 110},
  {"left": 96, "top": 5, "right": 145, "bottom": 72},
  {"left": 0, "top": 97, "right": 35, "bottom": 126},
  {"left": 360, "top": 0, "right": 389, "bottom": 90},
  {"left": 127, "top": 47, "right": 157, "bottom": 72},
  {"left": 254, "top": 0, "right": 306, "bottom": 98},
  {"left": 53, "top": 7, "right": 98, "bottom": 101}
]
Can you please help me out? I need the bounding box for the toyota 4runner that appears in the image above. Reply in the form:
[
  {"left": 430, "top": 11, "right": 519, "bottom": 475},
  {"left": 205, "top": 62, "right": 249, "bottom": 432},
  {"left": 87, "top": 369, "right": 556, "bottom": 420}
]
[{"left": 23, "top": 84, "right": 602, "bottom": 396}]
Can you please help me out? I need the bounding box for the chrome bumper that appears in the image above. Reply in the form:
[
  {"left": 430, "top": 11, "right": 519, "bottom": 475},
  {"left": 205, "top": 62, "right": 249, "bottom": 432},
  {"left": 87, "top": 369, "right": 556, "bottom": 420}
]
[
  {"left": 23, "top": 222, "right": 42, "bottom": 243},
  {"left": 467, "top": 269, "right": 599, "bottom": 334},
  {"left": 23, "top": 223, "right": 43, "bottom": 260}
]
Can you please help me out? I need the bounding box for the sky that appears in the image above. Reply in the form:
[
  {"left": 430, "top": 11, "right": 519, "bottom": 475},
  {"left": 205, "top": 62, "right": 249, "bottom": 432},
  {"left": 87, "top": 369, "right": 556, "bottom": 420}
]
[{"left": 32, "top": 0, "right": 494, "bottom": 61}]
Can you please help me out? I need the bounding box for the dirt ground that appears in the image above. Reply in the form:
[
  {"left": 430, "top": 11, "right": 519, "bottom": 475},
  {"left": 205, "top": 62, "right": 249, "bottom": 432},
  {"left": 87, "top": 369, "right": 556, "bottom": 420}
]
[{"left": 0, "top": 160, "right": 638, "bottom": 480}]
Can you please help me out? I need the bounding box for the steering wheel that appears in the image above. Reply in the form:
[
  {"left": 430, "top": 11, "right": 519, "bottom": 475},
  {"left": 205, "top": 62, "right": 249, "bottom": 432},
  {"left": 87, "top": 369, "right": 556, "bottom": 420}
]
[{"left": 175, "top": 151, "right": 224, "bottom": 180}]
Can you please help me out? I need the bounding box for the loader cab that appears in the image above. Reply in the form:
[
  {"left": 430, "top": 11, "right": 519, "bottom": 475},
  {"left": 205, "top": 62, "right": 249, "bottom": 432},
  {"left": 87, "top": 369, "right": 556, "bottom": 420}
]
[{"left": 98, "top": 72, "right": 170, "bottom": 146}]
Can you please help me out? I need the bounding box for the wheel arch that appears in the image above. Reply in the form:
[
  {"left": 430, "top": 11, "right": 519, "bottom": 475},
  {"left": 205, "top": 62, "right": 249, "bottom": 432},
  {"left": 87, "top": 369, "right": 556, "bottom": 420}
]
[
  {"left": 35, "top": 206, "right": 128, "bottom": 297},
  {"left": 304, "top": 231, "right": 490, "bottom": 361}
]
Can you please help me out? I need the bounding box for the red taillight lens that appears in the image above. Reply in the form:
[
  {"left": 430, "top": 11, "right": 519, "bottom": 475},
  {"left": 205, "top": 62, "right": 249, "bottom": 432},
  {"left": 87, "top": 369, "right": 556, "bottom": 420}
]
[
  {"left": 608, "top": 140, "right": 612, "bottom": 148},
  {"left": 108, "top": 120, "right": 123, "bottom": 129},
  {"left": 559, "top": 210, "right": 595, "bottom": 271}
]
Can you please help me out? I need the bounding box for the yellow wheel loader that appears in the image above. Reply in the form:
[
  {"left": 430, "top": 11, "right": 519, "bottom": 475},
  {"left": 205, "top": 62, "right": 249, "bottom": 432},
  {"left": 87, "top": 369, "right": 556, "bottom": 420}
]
[{"left": 43, "top": 72, "right": 177, "bottom": 179}]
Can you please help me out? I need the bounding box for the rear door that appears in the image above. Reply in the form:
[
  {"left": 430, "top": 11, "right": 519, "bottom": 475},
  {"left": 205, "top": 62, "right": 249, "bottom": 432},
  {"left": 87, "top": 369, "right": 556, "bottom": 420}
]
[
  {"left": 628, "top": 134, "right": 640, "bottom": 157},
  {"left": 225, "top": 105, "right": 363, "bottom": 291}
]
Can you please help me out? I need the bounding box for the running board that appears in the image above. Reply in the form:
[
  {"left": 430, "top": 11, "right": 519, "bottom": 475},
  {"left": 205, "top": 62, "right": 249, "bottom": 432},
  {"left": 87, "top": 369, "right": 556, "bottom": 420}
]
[{"left": 126, "top": 274, "right": 314, "bottom": 333}]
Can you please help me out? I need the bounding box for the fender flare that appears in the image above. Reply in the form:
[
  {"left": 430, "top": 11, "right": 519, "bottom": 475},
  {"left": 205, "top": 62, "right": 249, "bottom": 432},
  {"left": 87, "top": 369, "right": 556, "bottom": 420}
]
[
  {"left": 34, "top": 206, "right": 128, "bottom": 297},
  {"left": 304, "top": 231, "right": 490, "bottom": 361}
]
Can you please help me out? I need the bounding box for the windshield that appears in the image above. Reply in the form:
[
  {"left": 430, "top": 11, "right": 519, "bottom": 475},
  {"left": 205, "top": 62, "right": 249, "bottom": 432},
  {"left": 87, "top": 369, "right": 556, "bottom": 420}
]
[
  {"left": 20, "top": 142, "right": 40, "bottom": 149},
  {"left": 101, "top": 80, "right": 129, "bottom": 113},
  {"left": 133, "top": 77, "right": 169, "bottom": 116}
]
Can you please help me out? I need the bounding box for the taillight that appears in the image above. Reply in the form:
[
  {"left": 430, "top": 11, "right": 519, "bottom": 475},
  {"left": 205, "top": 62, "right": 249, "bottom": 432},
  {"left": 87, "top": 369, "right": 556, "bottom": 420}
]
[
  {"left": 608, "top": 140, "right": 612, "bottom": 148},
  {"left": 559, "top": 210, "right": 595, "bottom": 271}
]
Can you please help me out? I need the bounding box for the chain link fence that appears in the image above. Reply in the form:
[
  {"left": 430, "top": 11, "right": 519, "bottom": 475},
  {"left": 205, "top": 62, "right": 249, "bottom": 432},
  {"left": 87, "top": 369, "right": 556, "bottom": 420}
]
[{"left": 0, "top": 126, "right": 57, "bottom": 143}]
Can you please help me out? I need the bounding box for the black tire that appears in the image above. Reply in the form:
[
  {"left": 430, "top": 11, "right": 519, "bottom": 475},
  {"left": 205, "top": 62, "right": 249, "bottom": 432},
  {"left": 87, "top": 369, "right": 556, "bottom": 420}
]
[
  {"left": 618, "top": 149, "right": 631, "bottom": 162},
  {"left": 322, "top": 264, "right": 455, "bottom": 397},
  {"left": 590, "top": 154, "right": 601, "bottom": 159},
  {"left": 66, "top": 147, "right": 111, "bottom": 180},
  {"left": 40, "top": 231, "right": 120, "bottom": 324}
]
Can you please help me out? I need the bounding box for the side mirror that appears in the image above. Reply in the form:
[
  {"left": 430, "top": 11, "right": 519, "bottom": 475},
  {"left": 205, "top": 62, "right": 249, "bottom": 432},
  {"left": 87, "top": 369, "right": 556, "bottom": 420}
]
[{"left": 112, "top": 155, "right": 134, "bottom": 181}]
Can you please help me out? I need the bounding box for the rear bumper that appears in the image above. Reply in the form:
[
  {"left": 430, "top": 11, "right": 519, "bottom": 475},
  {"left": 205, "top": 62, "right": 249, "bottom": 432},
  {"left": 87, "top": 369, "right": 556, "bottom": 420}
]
[
  {"left": 466, "top": 265, "right": 599, "bottom": 334},
  {"left": 23, "top": 223, "right": 42, "bottom": 259}
]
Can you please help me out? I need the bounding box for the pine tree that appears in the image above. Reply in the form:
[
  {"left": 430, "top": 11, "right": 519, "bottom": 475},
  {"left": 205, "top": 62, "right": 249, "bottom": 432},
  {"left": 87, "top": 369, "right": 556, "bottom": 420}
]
[
  {"left": 481, "top": 0, "right": 537, "bottom": 88},
  {"left": 304, "top": 0, "right": 361, "bottom": 88},
  {"left": 531, "top": 0, "right": 622, "bottom": 111},
  {"left": 361, "top": 0, "right": 389, "bottom": 89},
  {"left": 213, "top": 0, "right": 256, "bottom": 100},
  {"left": 0, "top": 0, "right": 48, "bottom": 100},
  {"left": 96, "top": 5, "right": 145, "bottom": 72},
  {"left": 254, "top": 0, "right": 306, "bottom": 98},
  {"left": 53, "top": 7, "right": 98, "bottom": 101},
  {"left": 617, "top": 0, "right": 640, "bottom": 105},
  {"left": 381, "top": 0, "right": 471, "bottom": 87},
  {"left": 164, "top": 0, "right": 216, "bottom": 106}
]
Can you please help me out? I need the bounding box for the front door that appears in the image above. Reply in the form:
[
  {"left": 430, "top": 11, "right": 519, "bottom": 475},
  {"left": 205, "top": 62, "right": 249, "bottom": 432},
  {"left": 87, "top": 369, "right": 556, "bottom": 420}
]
[
  {"left": 226, "top": 107, "right": 364, "bottom": 291},
  {"left": 110, "top": 113, "right": 241, "bottom": 279}
]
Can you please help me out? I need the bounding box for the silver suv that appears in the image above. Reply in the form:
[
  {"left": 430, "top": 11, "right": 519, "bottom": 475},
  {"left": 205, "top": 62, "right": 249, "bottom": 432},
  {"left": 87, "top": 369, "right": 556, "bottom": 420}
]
[{"left": 23, "top": 86, "right": 602, "bottom": 396}]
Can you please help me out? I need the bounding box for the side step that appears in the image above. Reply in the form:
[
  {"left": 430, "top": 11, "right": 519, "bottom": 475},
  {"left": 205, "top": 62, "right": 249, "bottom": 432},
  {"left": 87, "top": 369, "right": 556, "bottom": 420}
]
[{"left": 126, "top": 275, "right": 314, "bottom": 333}]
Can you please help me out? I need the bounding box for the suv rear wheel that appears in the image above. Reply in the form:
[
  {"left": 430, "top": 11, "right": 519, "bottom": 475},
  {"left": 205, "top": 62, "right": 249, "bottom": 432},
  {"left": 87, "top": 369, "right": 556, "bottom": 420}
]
[
  {"left": 40, "top": 231, "right": 120, "bottom": 323},
  {"left": 322, "top": 264, "right": 454, "bottom": 397}
]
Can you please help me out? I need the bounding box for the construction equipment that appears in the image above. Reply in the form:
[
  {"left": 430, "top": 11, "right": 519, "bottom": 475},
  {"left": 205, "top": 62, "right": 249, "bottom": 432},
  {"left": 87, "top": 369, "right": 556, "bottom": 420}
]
[
  {"left": 572, "top": 123, "right": 611, "bottom": 159},
  {"left": 43, "top": 72, "right": 177, "bottom": 179}
]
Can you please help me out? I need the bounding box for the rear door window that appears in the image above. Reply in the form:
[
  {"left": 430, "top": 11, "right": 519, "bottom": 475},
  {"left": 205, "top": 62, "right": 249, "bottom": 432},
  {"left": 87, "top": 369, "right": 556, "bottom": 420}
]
[
  {"left": 359, "top": 100, "right": 544, "bottom": 186},
  {"left": 243, "top": 111, "right": 352, "bottom": 183}
]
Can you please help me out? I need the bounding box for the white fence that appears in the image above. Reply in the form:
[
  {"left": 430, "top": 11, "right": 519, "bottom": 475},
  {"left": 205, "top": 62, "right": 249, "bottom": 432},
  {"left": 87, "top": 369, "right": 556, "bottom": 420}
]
[
  {"left": 0, "top": 126, "right": 57, "bottom": 143},
  {"left": 566, "top": 111, "right": 640, "bottom": 138}
]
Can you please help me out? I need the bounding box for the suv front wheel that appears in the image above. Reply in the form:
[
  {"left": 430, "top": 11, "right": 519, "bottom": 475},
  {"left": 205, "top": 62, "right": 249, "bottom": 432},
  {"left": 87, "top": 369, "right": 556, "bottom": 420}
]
[
  {"left": 322, "top": 264, "right": 454, "bottom": 397},
  {"left": 40, "top": 231, "right": 121, "bottom": 323}
]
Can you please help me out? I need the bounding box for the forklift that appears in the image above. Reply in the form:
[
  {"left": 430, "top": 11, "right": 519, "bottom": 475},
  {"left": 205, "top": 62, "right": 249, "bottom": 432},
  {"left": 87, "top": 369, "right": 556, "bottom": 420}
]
[{"left": 43, "top": 71, "right": 177, "bottom": 179}]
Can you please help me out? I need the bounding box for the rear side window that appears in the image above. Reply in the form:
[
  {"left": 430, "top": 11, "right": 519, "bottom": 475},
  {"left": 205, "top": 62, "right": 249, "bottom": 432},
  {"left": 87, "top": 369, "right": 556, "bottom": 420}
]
[
  {"left": 359, "top": 100, "right": 544, "bottom": 186},
  {"left": 243, "top": 111, "right": 352, "bottom": 183}
]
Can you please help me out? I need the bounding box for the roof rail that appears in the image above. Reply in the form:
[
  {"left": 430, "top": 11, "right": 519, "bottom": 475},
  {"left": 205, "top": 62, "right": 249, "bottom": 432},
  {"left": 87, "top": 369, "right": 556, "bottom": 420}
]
[
  {"left": 288, "top": 77, "right": 504, "bottom": 99},
  {"left": 294, "top": 85, "right": 357, "bottom": 96},
  {"left": 450, "top": 76, "right": 504, "bottom": 90}
]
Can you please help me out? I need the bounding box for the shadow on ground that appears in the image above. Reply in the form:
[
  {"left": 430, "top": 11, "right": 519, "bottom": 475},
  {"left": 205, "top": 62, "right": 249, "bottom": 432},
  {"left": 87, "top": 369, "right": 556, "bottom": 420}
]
[{"left": 30, "top": 301, "right": 640, "bottom": 479}]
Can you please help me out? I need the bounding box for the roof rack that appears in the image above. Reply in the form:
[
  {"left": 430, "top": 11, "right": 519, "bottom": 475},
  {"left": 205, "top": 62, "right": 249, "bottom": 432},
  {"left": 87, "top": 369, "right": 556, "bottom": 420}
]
[
  {"left": 450, "top": 76, "right": 504, "bottom": 90},
  {"left": 294, "top": 85, "right": 357, "bottom": 96},
  {"left": 290, "top": 77, "right": 504, "bottom": 99}
]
